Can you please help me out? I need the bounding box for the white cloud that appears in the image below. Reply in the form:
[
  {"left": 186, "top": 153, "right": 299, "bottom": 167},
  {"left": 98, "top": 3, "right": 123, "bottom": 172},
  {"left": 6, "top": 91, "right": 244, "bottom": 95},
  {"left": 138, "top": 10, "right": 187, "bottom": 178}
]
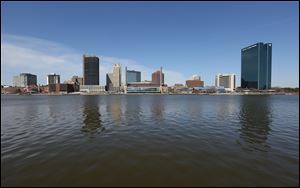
[{"left": 1, "top": 34, "right": 187, "bottom": 86}]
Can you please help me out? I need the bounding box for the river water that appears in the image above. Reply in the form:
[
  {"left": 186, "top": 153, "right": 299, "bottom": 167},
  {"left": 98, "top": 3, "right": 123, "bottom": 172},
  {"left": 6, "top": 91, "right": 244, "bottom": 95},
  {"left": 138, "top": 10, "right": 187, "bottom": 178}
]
[{"left": 1, "top": 95, "right": 299, "bottom": 186}]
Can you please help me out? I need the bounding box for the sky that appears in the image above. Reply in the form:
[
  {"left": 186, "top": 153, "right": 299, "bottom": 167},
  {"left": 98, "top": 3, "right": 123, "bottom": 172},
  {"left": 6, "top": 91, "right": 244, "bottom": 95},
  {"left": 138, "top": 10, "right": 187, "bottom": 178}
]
[{"left": 1, "top": 1, "right": 299, "bottom": 87}]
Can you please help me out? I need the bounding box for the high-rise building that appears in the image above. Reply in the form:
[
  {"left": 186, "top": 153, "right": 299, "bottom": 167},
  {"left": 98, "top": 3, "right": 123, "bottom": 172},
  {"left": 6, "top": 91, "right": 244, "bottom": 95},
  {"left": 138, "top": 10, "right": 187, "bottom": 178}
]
[
  {"left": 47, "top": 73, "right": 60, "bottom": 85},
  {"left": 241, "top": 42, "right": 272, "bottom": 90},
  {"left": 106, "top": 73, "right": 113, "bottom": 91},
  {"left": 125, "top": 66, "right": 141, "bottom": 83},
  {"left": 215, "top": 73, "right": 236, "bottom": 91},
  {"left": 112, "top": 64, "right": 121, "bottom": 87},
  {"left": 152, "top": 67, "right": 164, "bottom": 85},
  {"left": 106, "top": 64, "right": 121, "bottom": 91},
  {"left": 83, "top": 55, "right": 99, "bottom": 85},
  {"left": 12, "top": 73, "right": 37, "bottom": 87}
]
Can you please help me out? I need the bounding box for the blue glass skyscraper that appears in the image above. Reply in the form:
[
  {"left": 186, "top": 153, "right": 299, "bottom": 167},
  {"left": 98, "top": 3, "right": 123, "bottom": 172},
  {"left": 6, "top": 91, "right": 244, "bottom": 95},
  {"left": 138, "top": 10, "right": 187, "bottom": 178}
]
[{"left": 241, "top": 42, "right": 272, "bottom": 90}]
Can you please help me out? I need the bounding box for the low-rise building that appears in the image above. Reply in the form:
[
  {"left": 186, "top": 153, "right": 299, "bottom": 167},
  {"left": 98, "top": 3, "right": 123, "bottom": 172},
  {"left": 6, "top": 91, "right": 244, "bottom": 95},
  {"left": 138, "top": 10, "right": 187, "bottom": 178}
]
[
  {"left": 125, "top": 82, "right": 161, "bottom": 93},
  {"left": 186, "top": 80, "right": 204, "bottom": 88},
  {"left": 49, "top": 84, "right": 77, "bottom": 94},
  {"left": 79, "top": 85, "right": 106, "bottom": 93}
]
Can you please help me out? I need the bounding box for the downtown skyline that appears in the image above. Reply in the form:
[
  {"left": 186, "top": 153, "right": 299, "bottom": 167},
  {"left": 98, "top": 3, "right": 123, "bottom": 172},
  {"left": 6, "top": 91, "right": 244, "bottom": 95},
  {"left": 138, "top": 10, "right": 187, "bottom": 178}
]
[{"left": 1, "top": 1, "right": 299, "bottom": 87}]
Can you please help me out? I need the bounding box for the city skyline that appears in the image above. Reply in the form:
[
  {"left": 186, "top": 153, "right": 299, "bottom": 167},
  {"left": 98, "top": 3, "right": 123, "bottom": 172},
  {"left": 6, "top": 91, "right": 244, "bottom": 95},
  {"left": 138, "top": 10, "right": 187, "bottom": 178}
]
[{"left": 1, "top": 2, "right": 299, "bottom": 87}]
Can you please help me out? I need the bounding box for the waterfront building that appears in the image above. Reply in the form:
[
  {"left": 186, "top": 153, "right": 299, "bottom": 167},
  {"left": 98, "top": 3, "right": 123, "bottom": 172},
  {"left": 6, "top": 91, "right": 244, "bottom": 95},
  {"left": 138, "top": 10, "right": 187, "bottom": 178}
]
[
  {"left": 125, "top": 66, "right": 141, "bottom": 84},
  {"left": 112, "top": 64, "right": 121, "bottom": 88},
  {"left": 241, "top": 42, "right": 272, "bottom": 90},
  {"left": 186, "top": 74, "right": 204, "bottom": 88},
  {"left": 186, "top": 80, "right": 204, "bottom": 88},
  {"left": 79, "top": 85, "right": 106, "bottom": 93},
  {"left": 106, "top": 64, "right": 121, "bottom": 92},
  {"left": 125, "top": 82, "right": 161, "bottom": 93},
  {"left": 47, "top": 73, "right": 60, "bottom": 85},
  {"left": 152, "top": 67, "right": 164, "bottom": 85},
  {"left": 215, "top": 73, "right": 236, "bottom": 92},
  {"left": 49, "top": 84, "right": 76, "bottom": 94},
  {"left": 83, "top": 55, "right": 99, "bottom": 85},
  {"left": 12, "top": 73, "right": 37, "bottom": 87},
  {"left": 106, "top": 73, "right": 113, "bottom": 91},
  {"left": 71, "top": 76, "right": 83, "bottom": 85}
]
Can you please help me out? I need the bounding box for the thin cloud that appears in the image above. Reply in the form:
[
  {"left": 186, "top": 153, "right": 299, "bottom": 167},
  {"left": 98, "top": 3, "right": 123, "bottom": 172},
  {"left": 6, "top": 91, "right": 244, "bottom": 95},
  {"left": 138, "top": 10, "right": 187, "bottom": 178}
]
[{"left": 1, "top": 34, "right": 187, "bottom": 86}]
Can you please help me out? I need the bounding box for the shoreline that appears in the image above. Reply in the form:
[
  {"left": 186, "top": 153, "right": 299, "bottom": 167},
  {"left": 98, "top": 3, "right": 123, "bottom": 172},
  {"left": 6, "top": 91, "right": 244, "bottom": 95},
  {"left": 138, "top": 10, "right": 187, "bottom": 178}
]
[{"left": 1, "top": 92, "right": 299, "bottom": 96}]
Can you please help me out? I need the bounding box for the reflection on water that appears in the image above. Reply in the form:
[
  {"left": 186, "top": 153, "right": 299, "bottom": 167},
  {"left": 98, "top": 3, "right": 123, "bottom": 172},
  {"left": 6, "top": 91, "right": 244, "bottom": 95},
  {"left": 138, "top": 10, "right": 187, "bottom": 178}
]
[
  {"left": 81, "top": 96, "right": 103, "bottom": 134},
  {"left": 238, "top": 96, "right": 272, "bottom": 152},
  {"left": 106, "top": 96, "right": 122, "bottom": 125},
  {"left": 150, "top": 96, "right": 164, "bottom": 121}
]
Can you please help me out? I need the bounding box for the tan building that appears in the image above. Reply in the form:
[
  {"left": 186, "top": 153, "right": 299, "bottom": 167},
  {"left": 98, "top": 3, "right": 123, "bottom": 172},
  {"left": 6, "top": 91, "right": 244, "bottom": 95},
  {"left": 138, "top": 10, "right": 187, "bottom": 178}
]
[
  {"left": 106, "top": 64, "right": 121, "bottom": 91},
  {"left": 71, "top": 76, "right": 83, "bottom": 85},
  {"left": 112, "top": 64, "right": 121, "bottom": 88},
  {"left": 215, "top": 73, "right": 236, "bottom": 91}
]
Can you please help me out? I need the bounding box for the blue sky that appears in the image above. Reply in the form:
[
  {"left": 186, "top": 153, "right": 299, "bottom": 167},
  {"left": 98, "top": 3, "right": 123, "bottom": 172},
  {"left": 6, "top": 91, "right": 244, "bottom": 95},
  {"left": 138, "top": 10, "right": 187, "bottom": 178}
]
[{"left": 1, "top": 1, "right": 299, "bottom": 87}]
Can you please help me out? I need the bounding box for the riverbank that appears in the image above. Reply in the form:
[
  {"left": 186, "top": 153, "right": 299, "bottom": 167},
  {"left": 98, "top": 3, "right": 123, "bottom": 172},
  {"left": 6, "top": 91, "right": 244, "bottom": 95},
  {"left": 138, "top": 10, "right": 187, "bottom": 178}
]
[{"left": 1, "top": 92, "right": 299, "bottom": 96}]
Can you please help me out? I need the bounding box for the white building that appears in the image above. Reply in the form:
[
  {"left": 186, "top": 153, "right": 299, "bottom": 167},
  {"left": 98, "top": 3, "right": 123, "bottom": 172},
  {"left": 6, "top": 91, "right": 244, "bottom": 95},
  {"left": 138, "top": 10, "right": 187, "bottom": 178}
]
[
  {"left": 191, "top": 74, "right": 201, "bottom": 80},
  {"left": 215, "top": 73, "right": 236, "bottom": 92},
  {"left": 80, "top": 85, "right": 106, "bottom": 93}
]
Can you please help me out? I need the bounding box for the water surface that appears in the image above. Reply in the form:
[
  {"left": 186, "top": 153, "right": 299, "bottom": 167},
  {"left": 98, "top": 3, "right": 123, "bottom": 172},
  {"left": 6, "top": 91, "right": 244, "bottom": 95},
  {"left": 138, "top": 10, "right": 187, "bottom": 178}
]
[{"left": 1, "top": 95, "right": 299, "bottom": 186}]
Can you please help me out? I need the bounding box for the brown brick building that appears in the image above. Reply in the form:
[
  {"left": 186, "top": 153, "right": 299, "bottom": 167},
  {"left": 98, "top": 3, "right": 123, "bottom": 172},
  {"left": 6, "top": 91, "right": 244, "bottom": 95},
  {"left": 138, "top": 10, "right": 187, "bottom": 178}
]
[
  {"left": 152, "top": 70, "right": 164, "bottom": 85},
  {"left": 186, "top": 80, "right": 204, "bottom": 88}
]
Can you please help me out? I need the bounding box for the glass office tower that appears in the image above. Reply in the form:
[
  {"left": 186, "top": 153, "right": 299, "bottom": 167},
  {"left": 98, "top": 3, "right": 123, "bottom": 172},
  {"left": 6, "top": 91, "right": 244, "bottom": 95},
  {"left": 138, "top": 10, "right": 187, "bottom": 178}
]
[
  {"left": 125, "top": 67, "right": 141, "bottom": 83},
  {"left": 241, "top": 42, "right": 272, "bottom": 90},
  {"left": 83, "top": 55, "right": 100, "bottom": 85}
]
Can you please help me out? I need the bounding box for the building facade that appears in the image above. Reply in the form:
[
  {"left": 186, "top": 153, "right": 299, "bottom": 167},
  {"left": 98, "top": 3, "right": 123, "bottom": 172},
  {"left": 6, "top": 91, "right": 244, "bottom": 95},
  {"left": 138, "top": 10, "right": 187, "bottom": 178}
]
[
  {"left": 79, "top": 85, "right": 106, "bottom": 93},
  {"left": 106, "top": 73, "right": 113, "bottom": 91},
  {"left": 47, "top": 73, "right": 60, "bottom": 85},
  {"left": 152, "top": 67, "right": 164, "bottom": 85},
  {"left": 215, "top": 73, "right": 236, "bottom": 91},
  {"left": 125, "top": 67, "right": 141, "bottom": 83},
  {"left": 83, "top": 55, "right": 99, "bottom": 85},
  {"left": 125, "top": 82, "right": 161, "bottom": 93},
  {"left": 186, "top": 80, "right": 204, "bottom": 88},
  {"left": 241, "top": 42, "right": 272, "bottom": 90},
  {"left": 13, "top": 73, "right": 37, "bottom": 87},
  {"left": 112, "top": 64, "right": 121, "bottom": 88},
  {"left": 71, "top": 76, "right": 83, "bottom": 85},
  {"left": 106, "top": 64, "right": 121, "bottom": 92}
]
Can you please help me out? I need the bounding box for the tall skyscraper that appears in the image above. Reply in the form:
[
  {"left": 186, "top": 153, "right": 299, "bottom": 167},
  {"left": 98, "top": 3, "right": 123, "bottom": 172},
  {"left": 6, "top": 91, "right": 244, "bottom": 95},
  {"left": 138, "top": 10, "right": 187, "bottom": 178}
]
[
  {"left": 125, "top": 66, "right": 141, "bottom": 83},
  {"left": 112, "top": 64, "right": 121, "bottom": 87},
  {"left": 47, "top": 73, "right": 60, "bottom": 85},
  {"left": 241, "top": 42, "right": 272, "bottom": 90},
  {"left": 152, "top": 67, "right": 164, "bottom": 85},
  {"left": 12, "top": 73, "right": 37, "bottom": 87},
  {"left": 106, "top": 64, "right": 121, "bottom": 91},
  {"left": 215, "top": 73, "right": 236, "bottom": 91},
  {"left": 106, "top": 73, "right": 113, "bottom": 91},
  {"left": 83, "top": 55, "right": 99, "bottom": 85}
]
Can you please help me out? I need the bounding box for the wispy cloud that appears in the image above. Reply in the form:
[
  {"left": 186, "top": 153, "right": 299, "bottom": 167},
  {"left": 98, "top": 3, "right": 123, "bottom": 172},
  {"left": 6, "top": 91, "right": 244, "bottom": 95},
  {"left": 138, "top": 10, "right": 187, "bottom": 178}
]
[{"left": 1, "top": 34, "right": 186, "bottom": 86}]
